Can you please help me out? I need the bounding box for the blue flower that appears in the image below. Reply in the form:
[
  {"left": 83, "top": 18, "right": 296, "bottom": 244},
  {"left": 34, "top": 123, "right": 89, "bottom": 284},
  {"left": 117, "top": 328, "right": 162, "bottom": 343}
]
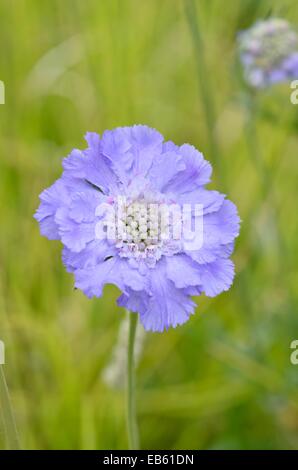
[
  {"left": 238, "top": 18, "right": 298, "bottom": 88},
  {"left": 34, "top": 125, "right": 240, "bottom": 332}
]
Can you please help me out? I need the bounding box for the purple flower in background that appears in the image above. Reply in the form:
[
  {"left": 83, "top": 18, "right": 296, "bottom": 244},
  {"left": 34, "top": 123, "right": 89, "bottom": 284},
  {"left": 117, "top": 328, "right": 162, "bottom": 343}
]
[
  {"left": 34, "top": 125, "right": 240, "bottom": 332},
  {"left": 238, "top": 18, "right": 298, "bottom": 88}
]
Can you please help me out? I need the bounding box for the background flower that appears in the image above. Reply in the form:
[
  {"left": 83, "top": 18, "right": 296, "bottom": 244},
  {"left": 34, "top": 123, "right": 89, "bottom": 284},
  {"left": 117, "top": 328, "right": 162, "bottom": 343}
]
[{"left": 238, "top": 18, "right": 298, "bottom": 87}]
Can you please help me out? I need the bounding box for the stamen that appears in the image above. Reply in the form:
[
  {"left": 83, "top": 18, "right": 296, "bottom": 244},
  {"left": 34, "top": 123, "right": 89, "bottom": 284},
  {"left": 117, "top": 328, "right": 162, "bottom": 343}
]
[{"left": 115, "top": 199, "right": 174, "bottom": 262}]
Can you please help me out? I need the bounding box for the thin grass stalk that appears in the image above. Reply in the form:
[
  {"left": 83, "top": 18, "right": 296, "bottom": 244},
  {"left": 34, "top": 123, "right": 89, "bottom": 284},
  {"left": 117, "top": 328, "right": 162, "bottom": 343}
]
[{"left": 0, "top": 365, "right": 20, "bottom": 450}]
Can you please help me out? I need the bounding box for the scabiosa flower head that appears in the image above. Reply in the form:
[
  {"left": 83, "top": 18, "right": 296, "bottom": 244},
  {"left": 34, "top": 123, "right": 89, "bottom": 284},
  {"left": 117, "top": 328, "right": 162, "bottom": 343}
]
[
  {"left": 238, "top": 18, "right": 298, "bottom": 88},
  {"left": 34, "top": 125, "right": 240, "bottom": 332}
]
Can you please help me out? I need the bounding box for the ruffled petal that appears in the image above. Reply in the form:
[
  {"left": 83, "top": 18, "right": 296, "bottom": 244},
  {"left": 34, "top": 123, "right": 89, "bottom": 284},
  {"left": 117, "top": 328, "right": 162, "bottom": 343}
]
[
  {"left": 117, "top": 289, "right": 150, "bottom": 315},
  {"left": 74, "top": 257, "right": 149, "bottom": 298},
  {"left": 36, "top": 215, "right": 60, "bottom": 240},
  {"left": 62, "top": 133, "right": 120, "bottom": 195},
  {"left": 84, "top": 132, "right": 122, "bottom": 195},
  {"left": 100, "top": 128, "right": 134, "bottom": 186},
  {"left": 177, "top": 188, "right": 225, "bottom": 214},
  {"left": 55, "top": 206, "right": 96, "bottom": 252},
  {"left": 139, "top": 260, "right": 196, "bottom": 332},
  {"left": 166, "top": 254, "right": 201, "bottom": 288},
  {"left": 68, "top": 191, "right": 104, "bottom": 223},
  {"left": 129, "top": 125, "right": 163, "bottom": 175},
  {"left": 163, "top": 144, "right": 212, "bottom": 194},
  {"left": 187, "top": 242, "right": 234, "bottom": 264},
  {"left": 147, "top": 151, "right": 185, "bottom": 191},
  {"left": 198, "top": 258, "right": 235, "bottom": 297},
  {"left": 62, "top": 239, "right": 116, "bottom": 272},
  {"left": 186, "top": 199, "right": 240, "bottom": 264},
  {"left": 202, "top": 199, "right": 240, "bottom": 245},
  {"left": 34, "top": 179, "right": 70, "bottom": 240}
]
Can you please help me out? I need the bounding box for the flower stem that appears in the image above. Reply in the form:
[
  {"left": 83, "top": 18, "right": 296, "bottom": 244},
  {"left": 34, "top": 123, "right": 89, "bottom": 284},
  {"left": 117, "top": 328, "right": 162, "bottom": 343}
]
[
  {"left": 243, "top": 91, "right": 285, "bottom": 256},
  {"left": 184, "top": 0, "right": 223, "bottom": 180},
  {"left": 0, "top": 365, "right": 20, "bottom": 450},
  {"left": 243, "top": 92, "right": 270, "bottom": 198},
  {"left": 126, "top": 311, "right": 139, "bottom": 450}
]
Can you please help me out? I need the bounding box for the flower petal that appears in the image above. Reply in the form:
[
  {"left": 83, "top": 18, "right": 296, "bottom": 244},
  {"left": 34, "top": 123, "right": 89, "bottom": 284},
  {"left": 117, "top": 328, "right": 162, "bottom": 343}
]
[
  {"left": 100, "top": 128, "right": 134, "bottom": 186},
  {"left": 34, "top": 179, "right": 70, "bottom": 240},
  {"left": 199, "top": 258, "right": 235, "bottom": 297},
  {"left": 163, "top": 144, "right": 212, "bottom": 194},
  {"left": 68, "top": 191, "right": 103, "bottom": 223},
  {"left": 62, "top": 239, "right": 116, "bottom": 272},
  {"left": 147, "top": 151, "right": 185, "bottom": 191},
  {"left": 139, "top": 260, "right": 196, "bottom": 332},
  {"left": 186, "top": 199, "right": 239, "bottom": 264},
  {"left": 62, "top": 134, "right": 120, "bottom": 195},
  {"left": 177, "top": 188, "right": 225, "bottom": 214},
  {"left": 55, "top": 206, "right": 95, "bottom": 252},
  {"left": 129, "top": 125, "right": 163, "bottom": 175},
  {"left": 166, "top": 254, "right": 201, "bottom": 288},
  {"left": 74, "top": 257, "right": 148, "bottom": 298}
]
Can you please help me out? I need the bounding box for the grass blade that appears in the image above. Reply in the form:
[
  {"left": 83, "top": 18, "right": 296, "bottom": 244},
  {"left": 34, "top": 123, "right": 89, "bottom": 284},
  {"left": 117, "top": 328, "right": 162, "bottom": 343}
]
[{"left": 0, "top": 365, "right": 20, "bottom": 450}]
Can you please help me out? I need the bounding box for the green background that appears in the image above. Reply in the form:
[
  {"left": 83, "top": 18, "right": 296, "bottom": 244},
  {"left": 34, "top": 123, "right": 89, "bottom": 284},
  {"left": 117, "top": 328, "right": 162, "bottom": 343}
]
[{"left": 0, "top": 0, "right": 298, "bottom": 449}]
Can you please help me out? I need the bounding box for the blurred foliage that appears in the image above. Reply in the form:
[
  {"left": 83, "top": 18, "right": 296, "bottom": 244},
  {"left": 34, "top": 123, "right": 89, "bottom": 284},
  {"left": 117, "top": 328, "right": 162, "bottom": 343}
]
[{"left": 0, "top": 0, "right": 298, "bottom": 449}]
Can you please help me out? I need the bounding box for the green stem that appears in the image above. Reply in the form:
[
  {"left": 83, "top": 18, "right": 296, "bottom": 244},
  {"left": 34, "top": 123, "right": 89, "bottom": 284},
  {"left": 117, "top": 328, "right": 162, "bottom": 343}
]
[
  {"left": 243, "top": 92, "right": 285, "bottom": 257},
  {"left": 184, "top": 0, "right": 222, "bottom": 180},
  {"left": 0, "top": 365, "right": 20, "bottom": 450},
  {"left": 244, "top": 92, "right": 271, "bottom": 199},
  {"left": 126, "top": 311, "right": 139, "bottom": 450}
]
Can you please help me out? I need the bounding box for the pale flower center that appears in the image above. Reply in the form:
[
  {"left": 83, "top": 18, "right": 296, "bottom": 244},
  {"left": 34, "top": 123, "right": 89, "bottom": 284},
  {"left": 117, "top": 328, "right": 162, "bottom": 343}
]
[{"left": 115, "top": 200, "right": 172, "bottom": 259}]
